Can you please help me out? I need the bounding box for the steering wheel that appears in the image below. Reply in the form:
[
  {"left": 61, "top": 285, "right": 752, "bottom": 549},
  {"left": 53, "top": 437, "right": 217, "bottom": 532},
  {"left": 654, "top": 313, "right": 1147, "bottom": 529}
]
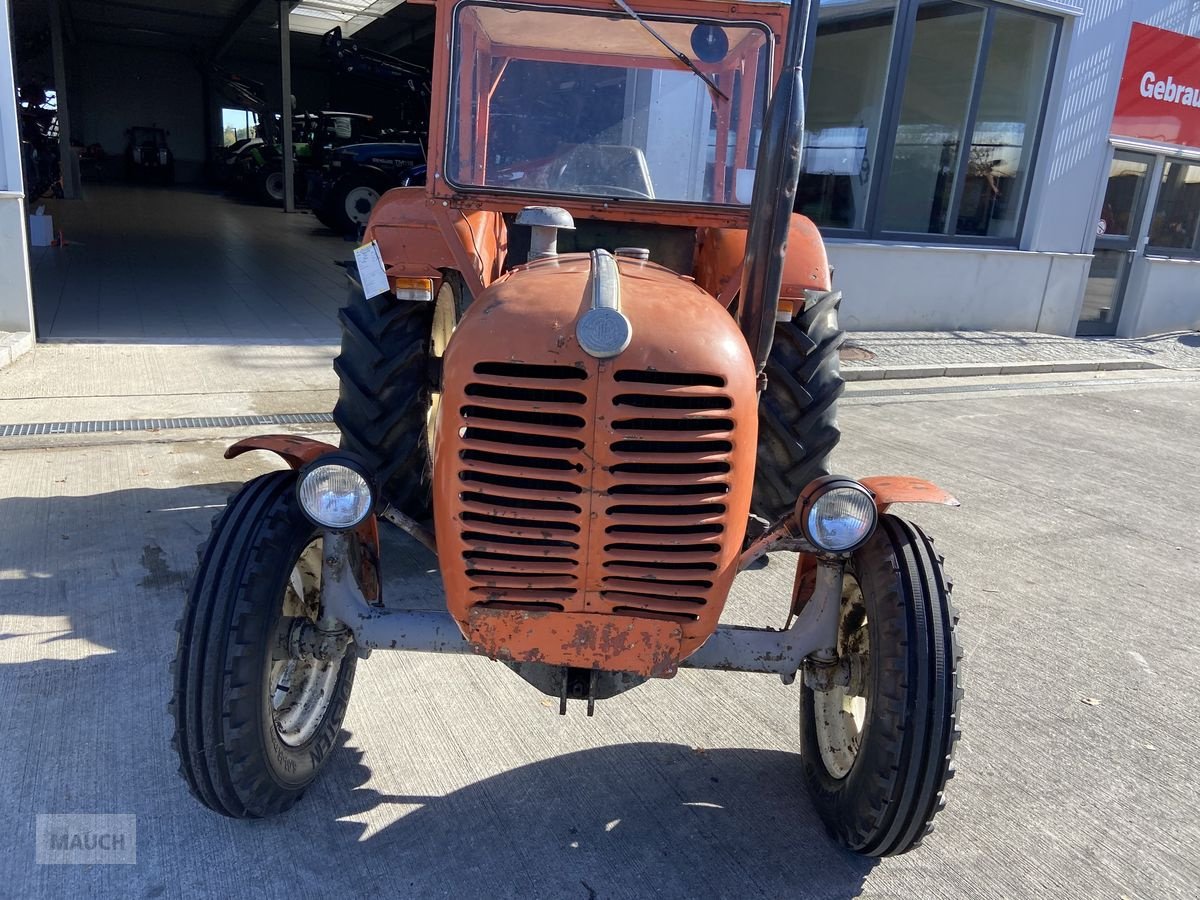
[{"left": 573, "top": 184, "right": 653, "bottom": 200}]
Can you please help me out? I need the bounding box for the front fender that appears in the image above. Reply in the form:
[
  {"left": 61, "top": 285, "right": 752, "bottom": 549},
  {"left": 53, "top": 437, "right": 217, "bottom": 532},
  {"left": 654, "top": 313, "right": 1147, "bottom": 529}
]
[
  {"left": 860, "top": 476, "right": 960, "bottom": 513},
  {"left": 225, "top": 435, "right": 383, "bottom": 606}
]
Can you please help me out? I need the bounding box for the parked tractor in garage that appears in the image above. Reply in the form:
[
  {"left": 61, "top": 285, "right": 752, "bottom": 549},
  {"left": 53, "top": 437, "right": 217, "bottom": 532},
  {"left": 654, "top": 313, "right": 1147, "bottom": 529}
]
[
  {"left": 172, "top": 0, "right": 963, "bottom": 857},
  {"left": 125, "top": 125, "right": 174, "bottom": 184}
]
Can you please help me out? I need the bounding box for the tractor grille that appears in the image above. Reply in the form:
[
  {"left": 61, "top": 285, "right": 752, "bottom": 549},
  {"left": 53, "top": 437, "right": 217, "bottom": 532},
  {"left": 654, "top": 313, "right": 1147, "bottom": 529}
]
[
  {"left": 458, "top": 361, "right": 589, "bottom": 611},
  {"left": 596, "top": 370, "right": 733, "bottom": 623},
  {"left": 456, "top": 362, "right": 734, "bottom": 622}
]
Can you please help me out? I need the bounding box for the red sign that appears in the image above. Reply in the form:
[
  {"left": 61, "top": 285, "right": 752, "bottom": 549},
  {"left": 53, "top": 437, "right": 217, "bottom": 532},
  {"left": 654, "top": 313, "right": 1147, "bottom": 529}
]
[{"left": 1112, "top": 23, "right": 1200, "bottom": 150}]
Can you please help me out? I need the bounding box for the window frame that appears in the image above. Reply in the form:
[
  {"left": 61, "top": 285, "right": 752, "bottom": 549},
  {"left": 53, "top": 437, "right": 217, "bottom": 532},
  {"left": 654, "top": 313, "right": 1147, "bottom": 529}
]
[
  {"left": 1145, "top": 156, "right": 1200, "bottom": 260},
  {"left": 442, "top": 0, "right": 778, "bottom": 210},
  {"left": 802, "top": 0, "right": 1063, "bottom": 247}
]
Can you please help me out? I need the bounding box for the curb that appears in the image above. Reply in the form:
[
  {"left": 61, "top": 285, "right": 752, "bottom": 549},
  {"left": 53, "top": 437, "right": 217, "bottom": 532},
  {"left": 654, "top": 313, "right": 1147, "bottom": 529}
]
[
  {"left": 842, "top": 359, "right": 1164, "bottom": 381},
  {"left": 0, "top": 332, "right": 34, "bottom": 371}
]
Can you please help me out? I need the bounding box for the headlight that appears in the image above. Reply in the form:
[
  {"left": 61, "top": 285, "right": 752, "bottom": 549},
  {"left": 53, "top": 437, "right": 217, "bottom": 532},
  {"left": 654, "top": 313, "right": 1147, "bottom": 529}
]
[
  {"left": 297, "top": 455, "right": 375, "bottom": 530},
  {"left": 797, "top": 477, "right": 877, "bottom": 553}
]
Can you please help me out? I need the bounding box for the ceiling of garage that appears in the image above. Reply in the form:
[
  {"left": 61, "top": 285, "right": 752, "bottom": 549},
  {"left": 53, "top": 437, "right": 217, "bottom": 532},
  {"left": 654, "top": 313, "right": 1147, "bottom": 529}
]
[{"left": 11, "top": 0, "right": 435, "bottom": 63}]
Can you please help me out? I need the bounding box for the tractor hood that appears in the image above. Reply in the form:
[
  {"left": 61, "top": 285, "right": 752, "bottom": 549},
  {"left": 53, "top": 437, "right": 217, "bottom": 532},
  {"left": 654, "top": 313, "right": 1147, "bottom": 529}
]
[{"left": 431, "top": 250, "right": 759, "bottom": 676}]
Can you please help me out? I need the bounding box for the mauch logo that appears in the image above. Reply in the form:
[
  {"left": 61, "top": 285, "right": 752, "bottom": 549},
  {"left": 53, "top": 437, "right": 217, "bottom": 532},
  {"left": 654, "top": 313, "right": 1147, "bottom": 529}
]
[{"left": 36, "top": 814, "right": 136, "bottom": 865}]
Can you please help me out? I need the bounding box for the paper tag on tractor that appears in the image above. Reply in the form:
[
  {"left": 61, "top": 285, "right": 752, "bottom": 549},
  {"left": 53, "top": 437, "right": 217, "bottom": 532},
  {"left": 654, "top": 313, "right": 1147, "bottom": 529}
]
[{"left": 354, "top": 240, "right": 390, "bottom": 299}]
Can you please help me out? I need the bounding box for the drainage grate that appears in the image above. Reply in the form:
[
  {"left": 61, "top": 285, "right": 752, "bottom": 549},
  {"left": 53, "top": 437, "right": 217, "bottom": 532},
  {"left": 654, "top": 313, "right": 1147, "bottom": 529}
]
[{"left": 0, "top": 412, "right": 334, "bottom": 438}]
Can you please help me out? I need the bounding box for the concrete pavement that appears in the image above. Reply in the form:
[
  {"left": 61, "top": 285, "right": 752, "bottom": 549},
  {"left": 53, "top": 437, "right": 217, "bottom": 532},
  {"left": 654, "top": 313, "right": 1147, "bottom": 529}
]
[
  {"left": 842, "top": 329, "right": 1200, "bottom": 380},
  {"left": 1, "top": 363, "right": 1198, "bottom": 898}
]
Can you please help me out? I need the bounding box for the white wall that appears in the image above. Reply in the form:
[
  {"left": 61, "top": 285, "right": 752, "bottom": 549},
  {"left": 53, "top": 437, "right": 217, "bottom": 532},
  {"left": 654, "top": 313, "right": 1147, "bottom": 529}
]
[
  {"left": 67, "top": 44, "right": 330, "bottom": 184},
  {"left": 1123, "top": 256, "right": 1200, "bottom": 335},
  {"left": 0, "top": 0, "right": 35, "bottom": 336},
  {"left": 71, "top": 43, "right": 205, "bottom": 182},
  {"left": 827, "top": 242, "right": 1091, "bottom": 334}
]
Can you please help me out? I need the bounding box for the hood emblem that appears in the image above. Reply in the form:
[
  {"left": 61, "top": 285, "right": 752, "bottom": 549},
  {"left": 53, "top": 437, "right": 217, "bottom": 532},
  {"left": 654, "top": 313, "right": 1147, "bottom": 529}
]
[{"left": 577, "top": 250, "right": 633, "bottom": 359}]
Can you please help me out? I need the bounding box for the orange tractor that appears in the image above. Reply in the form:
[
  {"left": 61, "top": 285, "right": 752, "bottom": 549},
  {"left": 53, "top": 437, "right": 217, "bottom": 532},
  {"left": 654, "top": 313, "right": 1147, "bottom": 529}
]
[{"left": 172, "top": 0, "right": 962, "bottom": 856}]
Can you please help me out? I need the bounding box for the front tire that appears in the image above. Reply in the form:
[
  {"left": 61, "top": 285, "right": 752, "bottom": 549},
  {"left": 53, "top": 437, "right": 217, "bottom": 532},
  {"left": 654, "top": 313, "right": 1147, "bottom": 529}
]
[
  {"left": 800, "top": 515, "right": 962, "bottom": 856},
  {"left": 170, "top": 472, "right": 356, "bottom": 818}
]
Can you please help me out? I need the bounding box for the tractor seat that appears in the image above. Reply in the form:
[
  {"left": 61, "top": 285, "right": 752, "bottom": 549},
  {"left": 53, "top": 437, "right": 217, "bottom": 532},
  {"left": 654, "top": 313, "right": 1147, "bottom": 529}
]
[{"left": 553, "top": 144, "right": 655, "bottom": 199}]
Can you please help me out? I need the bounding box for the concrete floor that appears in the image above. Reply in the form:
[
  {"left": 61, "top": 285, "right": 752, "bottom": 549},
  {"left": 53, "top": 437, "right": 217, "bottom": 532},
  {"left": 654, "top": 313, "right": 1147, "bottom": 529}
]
[
  {"left": 1, "top": 363, "right": 1198, "bottom": 898},
  {"left": 30, "top": 185, "right": 352, "bottom": 342}
]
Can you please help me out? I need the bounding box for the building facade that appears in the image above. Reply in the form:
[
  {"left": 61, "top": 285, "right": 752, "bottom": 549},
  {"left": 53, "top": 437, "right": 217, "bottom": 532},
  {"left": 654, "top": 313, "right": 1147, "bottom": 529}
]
[
  {"left": 806, "top": 0, "right": 1200, "bottom": 336},
  {"left": 0, "top": 0, "right": 1197, "bottom": 340}
]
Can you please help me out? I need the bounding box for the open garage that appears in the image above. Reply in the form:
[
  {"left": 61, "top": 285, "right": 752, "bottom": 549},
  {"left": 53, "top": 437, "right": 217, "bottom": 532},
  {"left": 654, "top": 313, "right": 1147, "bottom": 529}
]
[{"left": 9, "top": 0, "right": 434, "bottom": 342}]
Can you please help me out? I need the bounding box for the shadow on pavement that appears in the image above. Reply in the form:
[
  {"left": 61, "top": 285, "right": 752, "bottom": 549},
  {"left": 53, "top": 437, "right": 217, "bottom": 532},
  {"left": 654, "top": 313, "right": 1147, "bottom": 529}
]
[{"left": 254, "top": 737, "right": 877, "bottom": 899}]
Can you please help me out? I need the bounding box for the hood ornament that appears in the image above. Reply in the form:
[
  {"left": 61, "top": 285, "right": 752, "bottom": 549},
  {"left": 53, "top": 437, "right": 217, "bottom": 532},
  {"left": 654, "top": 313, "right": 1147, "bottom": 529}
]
[{"left": 577, "top": 250, "right": 633, "bottom": 359}]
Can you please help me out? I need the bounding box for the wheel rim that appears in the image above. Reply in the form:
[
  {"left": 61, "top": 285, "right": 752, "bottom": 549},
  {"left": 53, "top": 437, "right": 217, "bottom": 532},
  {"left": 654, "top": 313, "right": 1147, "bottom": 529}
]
[
  {"left": 268, "top": 538, "right": 344, "bottom": 748},
  {"left": 266, "top": 172, "right": 285, "bottom": 200},
  {"left": 813, "top": 575, "right": 870, "bottom": 779},
  {"left": 344, "top": 186, "right": 380, "bottom": 225},
  {"left": 425, "top": 281, "right": 458, "bottom": 455}
]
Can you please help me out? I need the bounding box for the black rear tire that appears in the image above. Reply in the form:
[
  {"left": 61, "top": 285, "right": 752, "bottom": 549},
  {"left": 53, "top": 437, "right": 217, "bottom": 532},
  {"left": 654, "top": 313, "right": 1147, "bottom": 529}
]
[
  {"left": 752, "top": 291, "right": 845, "bottom": 522},
  {"left": 332, "top": 271, "right": 469, "bottom": 517},
  {"left": 800, "top": 515, "right": 962, "bottom": 856},
  {"left": 170, "top": 472, "right": 356, "bottom": 818}
]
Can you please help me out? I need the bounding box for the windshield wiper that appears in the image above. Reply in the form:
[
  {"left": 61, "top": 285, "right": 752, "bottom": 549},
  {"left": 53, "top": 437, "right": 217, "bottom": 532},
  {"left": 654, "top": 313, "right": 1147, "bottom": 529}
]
[{"left": 612, "top": 0, "right": 730, "bottom": 102}]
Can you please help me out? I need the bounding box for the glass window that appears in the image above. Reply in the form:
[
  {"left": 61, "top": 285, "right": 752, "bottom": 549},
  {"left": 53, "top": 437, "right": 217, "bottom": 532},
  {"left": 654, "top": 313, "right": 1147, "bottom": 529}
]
[
  {"left": 802, "top": 0, "right": 1058, "bottom": 244},
  {"left": 221, "top": 108, "right": 257, "bottom": 147},
  {"left": 954, "top": 9, "right": 1055, "bottom": 238},
  {"left": 881, "top": 1, "right": 985, "bottom": 234},
  {"left": 1148, "top": 160, "right": 1200, "bottom": 254},
  {"left": 799, "top": 0, "right": 900, "bottom": 230},
  {"left": 447, "top": 2, "right": 773, "bottom": 205}
]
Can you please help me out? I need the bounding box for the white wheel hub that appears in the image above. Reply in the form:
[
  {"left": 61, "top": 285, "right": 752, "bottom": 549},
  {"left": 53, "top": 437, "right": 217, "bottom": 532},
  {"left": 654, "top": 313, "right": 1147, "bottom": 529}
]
[
  {"left": 812, "top": 578, "right": 870, "bottom": 779},
  {"left": 269, "top": 539, "right": 345, "bottom": 747},
  {"left": 345, "top": 186, "right": 380, "bottom": 225}
]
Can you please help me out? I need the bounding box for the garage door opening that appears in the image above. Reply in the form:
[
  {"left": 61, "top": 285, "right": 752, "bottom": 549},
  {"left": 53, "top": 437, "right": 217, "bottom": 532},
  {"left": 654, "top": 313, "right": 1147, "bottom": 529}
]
[{"left": 9, "top": 0, "right": 434, "bottom": 344}]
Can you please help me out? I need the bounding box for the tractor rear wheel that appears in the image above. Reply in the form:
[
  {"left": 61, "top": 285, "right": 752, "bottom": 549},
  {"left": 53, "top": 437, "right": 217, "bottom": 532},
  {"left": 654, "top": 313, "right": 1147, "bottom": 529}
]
[
  {"left": 333, "top": 270, "right": 469, "bottom": 518},
  {"left": 258, "top": 166, "right": 286, "bottom": 205},
  {"left": 799, "top": 515, "right": 962, "bottom": 856},
  {"left": 752, "top": 291, "right": 845, "bottom": 522},
  {"left": 327, "top": 170, "right": 388, "bottom": 235},
  {"left": 170, "top": 472, "right": 356, "bottom": 818}
]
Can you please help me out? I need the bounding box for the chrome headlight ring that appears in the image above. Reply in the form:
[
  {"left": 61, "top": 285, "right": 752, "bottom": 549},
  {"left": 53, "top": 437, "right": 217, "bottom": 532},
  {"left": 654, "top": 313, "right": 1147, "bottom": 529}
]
[{"left": 296, "top": 453, "right": 377, "bottom": 531}]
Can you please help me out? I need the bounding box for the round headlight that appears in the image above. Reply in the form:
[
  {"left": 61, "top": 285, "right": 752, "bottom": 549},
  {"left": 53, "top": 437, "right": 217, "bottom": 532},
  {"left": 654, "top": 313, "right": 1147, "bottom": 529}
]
[
  {"left": 297, "top": 459, "right": 374, "bottom": 530},
  {"left": 798, "top": 478, "right": 878, "bottom": 553}
]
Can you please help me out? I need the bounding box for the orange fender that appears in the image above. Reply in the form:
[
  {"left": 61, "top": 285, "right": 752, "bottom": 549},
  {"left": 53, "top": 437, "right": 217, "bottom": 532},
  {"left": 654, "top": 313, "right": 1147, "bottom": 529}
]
[
  {"left": 694, "top": 213, "right": 832, "bottom": 307},
  {"left": 225, "top": 434, "right": 383, "bottom": 606},
  {"left": 225, "top": 434, "right": 339, "bottom": 468},
  {"left": 364, "top": 187, "right": 507, "bottom": 300},
  {"left": 859, "top": 476, "right": 960, "bottom": 514}
]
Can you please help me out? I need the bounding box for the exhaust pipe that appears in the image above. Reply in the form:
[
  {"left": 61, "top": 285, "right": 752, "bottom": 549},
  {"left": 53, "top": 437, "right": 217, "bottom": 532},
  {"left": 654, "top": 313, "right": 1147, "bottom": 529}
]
[{"left": 737, "top": 0, "right": 811, "bottom": 377}]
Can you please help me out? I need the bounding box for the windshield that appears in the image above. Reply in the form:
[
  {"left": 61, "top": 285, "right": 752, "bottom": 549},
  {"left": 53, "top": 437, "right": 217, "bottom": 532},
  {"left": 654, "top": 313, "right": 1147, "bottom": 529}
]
[{"left": 447, "top": 2, "right": 773, "bottom": 205}]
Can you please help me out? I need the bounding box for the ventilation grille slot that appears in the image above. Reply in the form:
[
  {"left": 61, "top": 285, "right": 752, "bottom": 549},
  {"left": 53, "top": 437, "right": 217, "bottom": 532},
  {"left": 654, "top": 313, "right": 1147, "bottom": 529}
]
[
  {"left": 459, "top": 363, "right": 589, "bottom": 607},
  {"left": 600, "top": 371, "right": 735, "bottom": 622}
]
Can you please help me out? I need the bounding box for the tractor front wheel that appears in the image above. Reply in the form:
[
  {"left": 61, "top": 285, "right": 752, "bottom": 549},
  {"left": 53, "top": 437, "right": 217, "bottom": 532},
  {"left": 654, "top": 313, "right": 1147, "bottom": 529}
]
[
  {"left": 170, "top": 472, "right": 356, "bottom": 818},
  {"left": 799, "top": 514, "right": 962, "bottom": 856}
]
